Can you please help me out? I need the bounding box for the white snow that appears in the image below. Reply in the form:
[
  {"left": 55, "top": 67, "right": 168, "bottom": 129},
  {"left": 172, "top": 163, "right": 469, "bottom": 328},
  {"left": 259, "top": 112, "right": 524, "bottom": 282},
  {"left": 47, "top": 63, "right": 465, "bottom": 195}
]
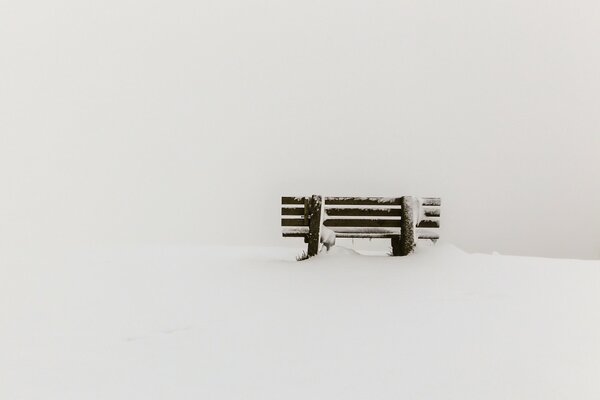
[
  {"left": 319, "top": 225, "right": 336, "bottom": 250},
  {"left": 2, "top": 244, "right": 600, "bottom": 399}
]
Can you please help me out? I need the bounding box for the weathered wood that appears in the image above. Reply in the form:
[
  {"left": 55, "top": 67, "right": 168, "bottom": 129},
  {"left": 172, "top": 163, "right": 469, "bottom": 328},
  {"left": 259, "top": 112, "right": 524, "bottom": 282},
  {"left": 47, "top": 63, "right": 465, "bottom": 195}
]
[
  {"left": 285, "top": 196, "right": 439, "bottom": 206},
  {"left": 325, "top": 207, "right": 402, "bottom": 217},
  {"left": 418, "top": 233, "right": 439, "bottom": 240},
  {"left": 391, "top": 236, "right": 401, "bottom": 256},
  {"left": 416, "top": 229, "right": 440, "bottom": 240},
  {"left": 282, "top": 232, "right": 308, "bottom": 237},
  {"left": 307, "top": 195, "right": 322, "bottom": 258},
  {"left": 324, "top": 219, "right": 402, "bottom": 228},
  {"left": 282, "top": 227, "right": 309, "bottom": 239},
  {"left": 399, "top": 196, "right": 415, "bottom": 256},
  {"left": 282, "top": 195, "right": 440, "bottom": 257},
  {"left": 281, "top": 218, "right": 309, "bottom": 227},
  {"left": 303, "top": 198, "right": 309, "bottom": 224},
  {"left": 421, "top": 197, "right": 441, "bottom": 206},
  {"left": 324, "top": 197, "right": 402, "bottom": 206},
  {"left": 337, "top": 233, "right": 400, "bottom": 239},
  {"left": 423, "top": 207, "right": 441, "bottom": 217},
  {"left": 285, "top": 231, "right": 437, "bottom": 240},
  {"left": 282, "top": 226, "right": 309, "bottom": 233},
  {"left": 281, "top": 207, "right": 305, "bottom": 216},
  {"left": 416, "top": 219, "right": 440, "bottom": 228},
  {"left": 281, "top": 196, "right": 307, "bottom": 205},
  {"left": 327, "top": 227, "right": 401, "bottom": 234}
]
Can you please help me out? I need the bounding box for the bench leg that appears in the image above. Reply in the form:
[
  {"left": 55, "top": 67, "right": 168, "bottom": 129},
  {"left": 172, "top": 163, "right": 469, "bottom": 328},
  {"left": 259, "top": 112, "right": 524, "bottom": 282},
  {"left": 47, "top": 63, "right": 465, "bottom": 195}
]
[
  {"left": 391, "top": 236, "right": 401, "bottom": 256},
  {"left": 306, "top": 195, "right": 322, "bottom": 258},
  {"left": 399, "top": 196, "right": 415, "bottom": 256}
]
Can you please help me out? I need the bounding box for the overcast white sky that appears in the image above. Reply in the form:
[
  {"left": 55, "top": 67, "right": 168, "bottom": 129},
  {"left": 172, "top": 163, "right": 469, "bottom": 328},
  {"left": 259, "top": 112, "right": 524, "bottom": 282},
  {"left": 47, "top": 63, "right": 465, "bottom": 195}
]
[{"left": 1, "top": 0, "right": 599, "bottom": 258}]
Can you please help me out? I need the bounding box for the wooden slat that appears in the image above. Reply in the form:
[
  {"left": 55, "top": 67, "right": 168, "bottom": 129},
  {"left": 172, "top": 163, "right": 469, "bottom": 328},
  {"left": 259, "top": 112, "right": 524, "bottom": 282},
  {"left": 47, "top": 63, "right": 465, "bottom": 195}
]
[
  {"left": 324, "top": 197, "right": 402, "bottom": 206},
  {"left": 327, "top": 227, "right": 401, "bottom": 234},
  {"left": 332, "top": 232, "right": 437, "bottom": 239},
  {"left": 416, "top": 229, "right": 440, "bottom": 239},
  {"left": 416, "top": 219, "right": 440, "bottom": 228},
  {"left": 423, "top": 207, "right": 441, "bottom": 217},
  {"left": 282, "top": 226, "right": 309, "bottom": 233},
  {"left": 284, "top": 228, "right": 427, "bottom": 237},
  {"left": 282, "top": 227, "right": 309, "bottom": 238},
  {"left": 285, "top": 227, "right": 439, "bottom": 239},
  {"left": 282, "top": 232, "right": 308, "bottom": 237},
  {"left": 281, "top": 218, "right": 309, "bottom": 227},
  {"left": 283, "top": 217, "right": 437, "bottom": 229},
  {"left": 281, "top": 196, "right": 442, "bottom": 207},
  {"left": 284, "top": 196, "right": 440, "bottom": 207},
  {"left": 281, "top": 196, "right": 306, "bottom": 205},
  {"left": 421, "top": 197, "right": 441, "bottom": 206},
  {"left": 325, "top": 207, "right": 402, "bottom": 217},
  {"left": 335, "top": 233, "right": 399, "bottom": 239},
  {"left": 324, "top": 219, "right": 402, "bottom": 228},
  {"left": 281, "top": 207, "right": 305, "bottom": 216}
]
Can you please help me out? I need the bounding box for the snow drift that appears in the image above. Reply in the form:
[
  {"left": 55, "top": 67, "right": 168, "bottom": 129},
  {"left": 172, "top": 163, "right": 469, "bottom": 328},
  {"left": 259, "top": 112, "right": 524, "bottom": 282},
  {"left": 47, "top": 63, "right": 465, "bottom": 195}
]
[{"left": 1, "top": 244, "right": 599, "bottom": 399}]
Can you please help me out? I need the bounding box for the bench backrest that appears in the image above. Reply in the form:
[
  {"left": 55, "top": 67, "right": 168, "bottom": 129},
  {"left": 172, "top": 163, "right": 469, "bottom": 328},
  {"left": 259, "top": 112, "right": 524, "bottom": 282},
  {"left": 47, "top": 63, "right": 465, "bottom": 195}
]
[{"left": 281, "top": 196, "right": 441, "bottom": 242}]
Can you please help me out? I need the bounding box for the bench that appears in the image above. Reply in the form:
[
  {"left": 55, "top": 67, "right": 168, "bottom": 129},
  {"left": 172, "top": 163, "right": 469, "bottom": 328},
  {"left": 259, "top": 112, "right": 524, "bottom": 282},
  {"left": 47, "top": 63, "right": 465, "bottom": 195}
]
[{"left": 281, "top": 196, "right": 441, "bottom": 258}]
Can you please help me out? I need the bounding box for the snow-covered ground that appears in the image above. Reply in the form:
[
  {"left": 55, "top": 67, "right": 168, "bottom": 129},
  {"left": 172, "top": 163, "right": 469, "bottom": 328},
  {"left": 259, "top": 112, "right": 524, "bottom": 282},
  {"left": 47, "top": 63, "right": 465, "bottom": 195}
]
[{"left": 2, "top": 244, "right": 600, "bottom": 399}]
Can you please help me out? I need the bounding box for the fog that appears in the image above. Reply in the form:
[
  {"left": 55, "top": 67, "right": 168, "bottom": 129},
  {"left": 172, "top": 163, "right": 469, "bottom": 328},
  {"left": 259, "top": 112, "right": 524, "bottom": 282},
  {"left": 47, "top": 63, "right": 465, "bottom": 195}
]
[{"left": 1, "top": 0, "right": 599, "bottom": 258}]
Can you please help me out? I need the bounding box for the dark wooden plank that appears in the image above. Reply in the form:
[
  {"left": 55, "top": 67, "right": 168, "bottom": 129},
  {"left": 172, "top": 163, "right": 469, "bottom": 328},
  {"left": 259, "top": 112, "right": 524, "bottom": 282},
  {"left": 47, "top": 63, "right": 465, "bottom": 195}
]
[
  {"left": 324, "top": 219, "right": 402, "bottom": 228},
  {"left": 282, "top": 232, "right": 308, "bottom": 237},
  {"left": 416, "top": 219, "right": 440, "bottom": 228},
  {"left": 324, "top": 197, "right": 402, "bottom": 206},
  {"left": 281, "top": 196, "right": 306, "bottom": 205},
  {"left": 423, "top": 207, "right": 441, "bottom": 217},
  {"left": 325, "top": 207, "right": 402, "bottom": 217},
  {"left": 281, "top": 207, "right": 305, "bottom": 216},
  {"left": 421, "top": 197, "right": 441, "bottom": 206},
  {"left": 281, "top": 218, "right": 309, "bottom": 227},
  {"left": 335, "top": 233, "right": 400, "bottom": 239}
]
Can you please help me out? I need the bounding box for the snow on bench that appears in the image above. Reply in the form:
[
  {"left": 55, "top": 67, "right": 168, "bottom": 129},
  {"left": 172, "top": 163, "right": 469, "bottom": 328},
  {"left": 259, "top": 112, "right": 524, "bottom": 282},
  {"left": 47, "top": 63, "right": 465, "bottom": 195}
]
[{"left": 281, "top": 195, "right": 441, "bottom": 259}]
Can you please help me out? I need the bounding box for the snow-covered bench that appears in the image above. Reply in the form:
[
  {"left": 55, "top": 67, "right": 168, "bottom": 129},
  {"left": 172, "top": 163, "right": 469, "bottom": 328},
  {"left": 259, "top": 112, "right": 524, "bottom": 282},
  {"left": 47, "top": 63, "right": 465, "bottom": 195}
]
[{"left": 281, "top": 196, "right": 441, "bottom": 259}]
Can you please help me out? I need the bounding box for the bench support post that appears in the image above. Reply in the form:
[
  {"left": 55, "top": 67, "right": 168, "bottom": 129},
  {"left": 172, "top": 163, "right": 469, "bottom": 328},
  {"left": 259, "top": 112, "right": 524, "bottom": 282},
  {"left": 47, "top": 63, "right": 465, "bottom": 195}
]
[
  {"left": 391, "top": 236, "right": 401, "bottom": 256},
  {"left": 397, "top": 196, "right": 415, "bottom": 256},
  {"left": 307, "top": 195, "right": 322, "bottom": 258}
]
